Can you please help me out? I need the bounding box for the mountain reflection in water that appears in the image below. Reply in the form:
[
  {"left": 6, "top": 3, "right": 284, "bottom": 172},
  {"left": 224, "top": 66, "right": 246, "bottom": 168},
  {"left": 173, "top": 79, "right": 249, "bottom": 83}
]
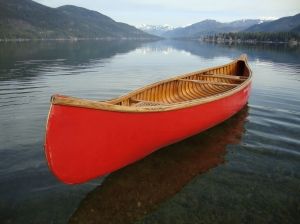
[{"left": 1, "top": 39, "right": 299, "bottom": 224}]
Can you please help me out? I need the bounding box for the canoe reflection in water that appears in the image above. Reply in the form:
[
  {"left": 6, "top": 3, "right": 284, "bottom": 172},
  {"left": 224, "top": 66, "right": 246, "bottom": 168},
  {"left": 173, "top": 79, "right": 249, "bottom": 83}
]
[{"left": 70, "top": 106, "right": 249, "bottom": 224}]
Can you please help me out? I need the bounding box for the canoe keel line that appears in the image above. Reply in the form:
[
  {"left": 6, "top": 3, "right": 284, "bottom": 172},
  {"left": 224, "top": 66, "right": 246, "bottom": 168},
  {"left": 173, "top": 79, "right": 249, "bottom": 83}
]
[{"left": 45, "top": 54, "right": 252, "bottom": 184}]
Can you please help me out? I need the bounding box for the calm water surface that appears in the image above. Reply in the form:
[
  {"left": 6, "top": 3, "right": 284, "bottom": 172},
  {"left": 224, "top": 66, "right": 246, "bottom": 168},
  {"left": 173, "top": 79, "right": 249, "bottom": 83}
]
[{"left": 0, "top": 40, "right": 299, "bottom": 223}]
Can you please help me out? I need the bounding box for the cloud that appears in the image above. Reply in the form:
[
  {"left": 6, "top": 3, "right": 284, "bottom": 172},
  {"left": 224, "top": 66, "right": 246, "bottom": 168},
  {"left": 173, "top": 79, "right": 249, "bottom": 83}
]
[
  {"left": 33, "top": 0, "right": 300, "bottom": 26},
  {"left": 120, "top": 0, "right": 300, "bottom": 12}
]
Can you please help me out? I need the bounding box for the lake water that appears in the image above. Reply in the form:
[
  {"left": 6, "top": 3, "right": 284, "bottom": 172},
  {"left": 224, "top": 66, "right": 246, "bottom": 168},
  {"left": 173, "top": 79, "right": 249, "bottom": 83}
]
[{"left": 0, "top": 40, "right": 299, "bottom": 224}]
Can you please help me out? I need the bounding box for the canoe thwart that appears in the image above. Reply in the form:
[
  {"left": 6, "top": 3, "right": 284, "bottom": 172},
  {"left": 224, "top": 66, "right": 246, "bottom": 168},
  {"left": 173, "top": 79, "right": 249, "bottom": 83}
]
[
  {"left": 200, "top": 73, "right": 248, "bottom": 80},
  {"left": 178, "top": 79, "right": 239, "bottom": 86}
]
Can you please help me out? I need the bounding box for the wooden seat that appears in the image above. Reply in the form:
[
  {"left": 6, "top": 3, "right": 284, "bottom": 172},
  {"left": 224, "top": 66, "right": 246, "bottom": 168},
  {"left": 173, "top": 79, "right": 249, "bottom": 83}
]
[{"left": 131, "top": 98, "right": 169, "bottom": 107}]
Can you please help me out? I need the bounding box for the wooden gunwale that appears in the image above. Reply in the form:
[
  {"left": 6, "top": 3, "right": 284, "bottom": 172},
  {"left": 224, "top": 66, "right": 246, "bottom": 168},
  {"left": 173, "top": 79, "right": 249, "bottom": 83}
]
[{"left": 51, "top": 55, "right": 252, "bottom": 113}]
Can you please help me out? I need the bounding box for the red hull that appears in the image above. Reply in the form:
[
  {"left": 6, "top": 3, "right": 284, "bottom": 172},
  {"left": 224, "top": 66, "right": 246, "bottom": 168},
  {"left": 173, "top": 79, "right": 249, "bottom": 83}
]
[{"left": 45, "top": 83, "right": 251, "bottom": 184}]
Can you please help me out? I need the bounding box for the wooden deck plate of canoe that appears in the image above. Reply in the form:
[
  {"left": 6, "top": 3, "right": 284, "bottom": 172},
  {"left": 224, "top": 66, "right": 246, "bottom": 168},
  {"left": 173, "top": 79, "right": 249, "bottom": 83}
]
[{"left": 44, "top": 54, "right": 252, "bottom": 184}]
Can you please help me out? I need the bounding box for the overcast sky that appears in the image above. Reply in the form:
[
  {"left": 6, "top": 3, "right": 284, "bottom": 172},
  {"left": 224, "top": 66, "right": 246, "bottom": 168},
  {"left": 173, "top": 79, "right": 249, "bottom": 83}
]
[{"left": 34, "top": 0, "right": 300, "bottom": 27}]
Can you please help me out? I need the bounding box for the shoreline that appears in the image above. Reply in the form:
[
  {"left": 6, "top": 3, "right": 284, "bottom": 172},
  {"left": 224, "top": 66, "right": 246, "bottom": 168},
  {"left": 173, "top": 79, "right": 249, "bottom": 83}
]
[
  {"left": 0, "top": 37, "right": 161, "bottom": 42},
  {"left": 0, "top": 37, "right": 299, "bottom": 47},
  {"left": 199, "top": 39, "right": 299, "bottom": 46}
]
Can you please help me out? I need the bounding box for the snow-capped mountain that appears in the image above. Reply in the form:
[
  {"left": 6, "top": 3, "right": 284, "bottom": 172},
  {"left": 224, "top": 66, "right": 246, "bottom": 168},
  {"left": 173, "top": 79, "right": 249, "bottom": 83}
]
[
  {"left": 163, "top": 19, "right": 273, "bottom": 38},
  {"left": 138, "top": 24, "right": 175, "bottom": 36}
]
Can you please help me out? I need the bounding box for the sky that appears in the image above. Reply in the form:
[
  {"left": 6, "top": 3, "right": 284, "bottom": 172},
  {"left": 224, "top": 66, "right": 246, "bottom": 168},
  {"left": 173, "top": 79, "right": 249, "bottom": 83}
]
[{"left": 34, "top": 0, "right": 300, "bottom": 27}]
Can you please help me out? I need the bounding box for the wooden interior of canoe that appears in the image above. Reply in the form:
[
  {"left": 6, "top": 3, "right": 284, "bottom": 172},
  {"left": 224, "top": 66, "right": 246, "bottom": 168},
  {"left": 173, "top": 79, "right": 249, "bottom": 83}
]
[
  {"left": 51, "top": 55, "right": 251, "bottom": 112},
  {"left": 107, "top": 58, "right": 251, "bottom": 107}
]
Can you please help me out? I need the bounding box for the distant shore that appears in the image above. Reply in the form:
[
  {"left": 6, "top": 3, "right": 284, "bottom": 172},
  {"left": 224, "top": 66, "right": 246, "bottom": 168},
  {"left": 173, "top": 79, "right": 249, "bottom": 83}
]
[
  {"left": 1, "top": 37, "right": 299, "bottom": 47},
  {"left": 199, "top": 38, "right": 299, "bottom": 46},
  {"left": 0, "top": 37, "right": 161, "bottom": 42},
  {"left": 198, "top": 32, "right": 300, "bottom": 46}
]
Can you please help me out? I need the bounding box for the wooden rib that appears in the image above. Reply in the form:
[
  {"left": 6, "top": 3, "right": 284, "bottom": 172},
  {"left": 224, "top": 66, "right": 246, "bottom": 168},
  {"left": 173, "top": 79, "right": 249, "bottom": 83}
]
[
  {"left": 194, "top": 80, "right": 210, "bottom": 96},
  {"left": 157, "top": 85, "right": 162, "bottom": 102},
  {"left": 143, "top": 91, "right": 147, "bottom": 100},
  {"left": 154, "top": 86, "right": 158, "bottom": 101},
  {"left": 193, "top": 83, "right": 206, "bottom": 97},
  {"left": 197, "top": 78, "right": 233, "bottom": 95},
  {"left": 220, "top": 67, "right": 223, "bottom": 74},
  {"left": 155, "top": 85, "right": 160, "bottom": 102},
  {"left": 148, "top": 88, "right": 153, "bottom": 101},
  {"left": 137, "top": 92, "right": 142, "bottom": 101},
  {"left": 202, "top": 83, "right": 220, "bottom": 96},
  {"left": 159, "top": 84, "right": 164, "bottom": 102},
  {"left": 164, "top": 82, "right": 171, "bottom": 103},
  {"left": 150, "top": 88, "right": 154, "bottom": 101},
  {"left": 193, "top": 78, "right": 211, "bottom": 97},
  {"left": 178, "top": 81, "right": 191, "bottom": 101},
  {"left": 179, "top": 79, "right": 239, "bottom": 87},
  {"left": 189, "top": 81, "right": 201, "bottom": 98},
  {"left": 173, "top": 81, "right": 184, "bottom": 102},
  {"left": 183, "top": 81, "right": 196, "bottom": 100},
  {"left": 232, "top": 64, "right": 235, "bottom": 74},
  {"left": 169, "top": 81, "right": 177, "bottom": 103},
  {"left": 195, "top": 84, "right": 209, "bottom": 98},
  {"left": 155, "top": 84, "right": 159, "bottom": 102},
  {"left": 229, "top": 66, "right": 233, "bottom": 74},
  {"left": 197, "top": 87, "right": 210, "bottom": 98},
  {"left": 204, "top": 77, "right": 233, "bottom": 92},
  {"left": 204, "top": 82, "right": 223, "bottom": 94},
  {"left": 153, "top": 86, "right": 157, "bottom": 102},
  {"left": 191, "top": 82, "right": 205, "bottom": 98},
  {"left": 166, "top": 82, "right": 173, "bottom": 103},
  {"left": 144, "top": 89, "right": 149, "bottom": 101},
  {"left": 214, "top": 85, "right": 232, "bottom": 94},
  {"left": 188, "top": 83, "right": 197, "bottom": 98},
  {"left": 177, "top": 82, "right": 187, "bottom": 100},
  {"left": 168, "top": 82, "right": 175, "bottom": 103},
  {"left": 226, "top": 65, "right": 229, "bottom": 75},
  {"left": 159, "top": 83, "right": 164, "bottom": 103},
  {"left": 173, "top": 81, "right": 181, "bottom": 102},
  {"left": 225, "top": 66, "right": 229, "bottom": 75},
  {"left": 193, "top": 77, "right": 209, "bottom": 97},
  {"left": 184, "top": 81, "right": 196, "bottom": 100},
  {"left": 150, "top": 87, "right": 155, "bottom": 101},
  {"left": 162, "top": 82, "right": 168, "bottom": 103}
]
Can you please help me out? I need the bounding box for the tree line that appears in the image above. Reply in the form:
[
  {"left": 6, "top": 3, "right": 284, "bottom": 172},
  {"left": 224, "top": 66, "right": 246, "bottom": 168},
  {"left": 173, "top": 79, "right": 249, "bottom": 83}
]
[{"left": 201, "top": 32, "right": 300, "bottom": 44}]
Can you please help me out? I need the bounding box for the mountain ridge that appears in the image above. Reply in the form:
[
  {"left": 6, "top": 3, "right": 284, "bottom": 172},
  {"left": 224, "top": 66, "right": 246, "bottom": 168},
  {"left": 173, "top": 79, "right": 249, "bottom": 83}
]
[
  {"left": 0, "top": 0, "right": 157, "bottom": 39},
  {"left": 138, "top": 24, "right": 175, "bottom": 36},
  {"left": 244, "top": 13, "right": 300, "bottom": 32},
  {"left": 1, "top": 1, "right": 299, "bottom": 40},
  {"left": 162, "top": 19, "right": 267, "bottom": 38},
  {"left": 160, "top": 14, "right": 300, "bottom": 39}
]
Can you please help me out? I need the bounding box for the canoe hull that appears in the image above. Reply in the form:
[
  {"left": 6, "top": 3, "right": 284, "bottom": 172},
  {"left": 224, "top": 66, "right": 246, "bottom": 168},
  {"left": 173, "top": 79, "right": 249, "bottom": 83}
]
[{"left": 45, "top": 82, "right": 251, "bottom": 184}]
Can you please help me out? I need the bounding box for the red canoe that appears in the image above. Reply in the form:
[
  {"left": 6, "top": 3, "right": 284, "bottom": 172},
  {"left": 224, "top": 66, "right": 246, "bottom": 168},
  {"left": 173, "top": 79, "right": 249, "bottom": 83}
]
[{"left": 44, "top": 54, "right": 252, "bottom": 184}]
